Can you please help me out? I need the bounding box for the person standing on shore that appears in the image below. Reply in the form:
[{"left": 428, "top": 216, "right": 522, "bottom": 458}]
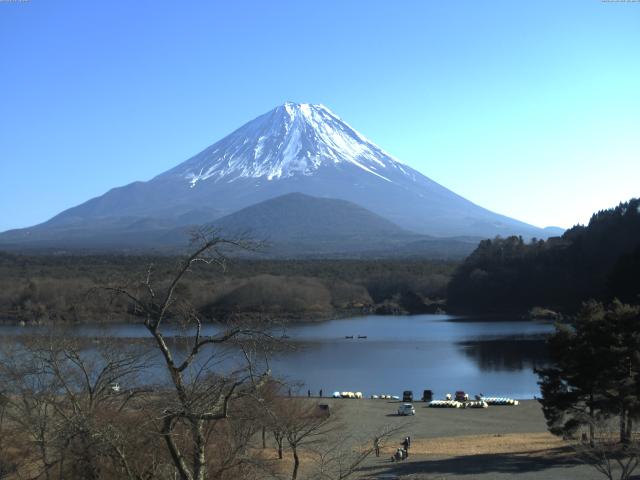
[
  {"left": 319, "top": 389, "right": 323, "bottom": 397},
  {"left": 307, "top": 389, "right": 311, "bottom": 397},
  {"left": 402, "top": 437, "right": 409, "bottom": 458}
]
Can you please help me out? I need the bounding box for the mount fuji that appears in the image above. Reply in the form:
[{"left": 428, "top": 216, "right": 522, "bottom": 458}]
[{"left": 0, "top": 102, "right": 562, "bottom": 254}]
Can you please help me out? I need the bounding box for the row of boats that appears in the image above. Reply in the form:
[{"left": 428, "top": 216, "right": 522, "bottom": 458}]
[
  {"left": 481, "top": 397, "right": 520, "bottom": 406},
  {"left": 429, "top": 400, "right": 487, "bottom": 408},
  {"left": 428, "top": 397, "right": 519, "bottom": 408},
  {"left": 332, "top": 391, "right": 364, "bottom": 399},
  {"left": 329, "top": 392, "right": 519, "bottom": 407}
]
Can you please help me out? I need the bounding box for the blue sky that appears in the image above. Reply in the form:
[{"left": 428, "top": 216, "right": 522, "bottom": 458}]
[{"left": 1, "top": 0, "right": 638, "bottom": 231}]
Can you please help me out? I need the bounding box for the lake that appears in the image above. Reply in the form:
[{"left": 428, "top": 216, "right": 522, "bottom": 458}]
[
  {"left": 271, "top": 314, "right": 553, "bottom": 399},
  {"left": 0, "top": 314, "right": 554, "bottom": 399}
]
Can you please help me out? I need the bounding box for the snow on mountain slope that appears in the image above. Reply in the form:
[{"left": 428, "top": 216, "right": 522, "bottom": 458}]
[{"left": 162, "top": 102, "right": 412, "bottom": 186}]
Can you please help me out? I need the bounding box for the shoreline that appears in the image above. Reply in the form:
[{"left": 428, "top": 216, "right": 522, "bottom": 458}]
[
  {"left": 307, "top": 398, "right": 600, "bottom": 479},
  {"left": 0, "top": 307, "right": 555, "bottom": 328}
]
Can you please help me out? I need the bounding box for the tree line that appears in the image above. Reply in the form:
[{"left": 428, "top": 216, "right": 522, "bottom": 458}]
[
  {"left": 447, "top": 198, "right": 640, "bottom": 314},
  {"left": 0, "top": 253, "right": 455, "bottom": 324}
]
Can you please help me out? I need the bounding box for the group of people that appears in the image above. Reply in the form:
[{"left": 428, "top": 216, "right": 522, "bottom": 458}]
[{"left": 385, "top": 436, "right": 411, "bottom": 462}]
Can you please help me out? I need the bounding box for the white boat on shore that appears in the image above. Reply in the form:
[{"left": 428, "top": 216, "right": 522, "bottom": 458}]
[
  {"left": 482, "top": 397, "right": 519, "bottom": 406},
  {"left": 428, "top": 400, "right": 463, "bottom": 408}
]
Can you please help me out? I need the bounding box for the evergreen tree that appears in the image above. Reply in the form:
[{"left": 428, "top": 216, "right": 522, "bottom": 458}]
[
  {"left": 448, "top": 198, "right": 640, "bottom": 314},
  {"left": 537, "top": 300, "right": 640, "bottom": 443}
]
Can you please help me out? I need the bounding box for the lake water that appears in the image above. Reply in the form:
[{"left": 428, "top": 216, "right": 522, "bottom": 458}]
[
  {"left": 271, "top": 314, "right": 553, "bottom": 399},
  {"left": 0, "top": 314, "right": 554, "bottom": 399}
]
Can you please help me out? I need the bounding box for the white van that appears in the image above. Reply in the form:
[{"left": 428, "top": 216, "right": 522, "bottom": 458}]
[{"left": 397, "top": 403, "right": 415, "bottom": 416}]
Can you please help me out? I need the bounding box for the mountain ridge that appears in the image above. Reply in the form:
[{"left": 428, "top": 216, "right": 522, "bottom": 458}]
[
  {"left": 167, "top": 192, "right": 480, "bottom": 258},
  {"left": 1, "top": 193, "right": 481, "bottom": 258},
  {"left": 0, "top": 102, "right": 563, "bottom": 252}
]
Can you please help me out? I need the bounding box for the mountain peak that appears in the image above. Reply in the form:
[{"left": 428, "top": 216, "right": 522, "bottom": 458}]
[
  {"left": 281, "top": 100, "right": 329, "bottom": 111},
  {"left": 163, "top": 102, "right": 409, "bottom": 187},
  {"left": 275, "top": 102, "right": 340, "bottom": 129},
  {"left": 279, "top": 102, "right": 335, "bottom": 121}
]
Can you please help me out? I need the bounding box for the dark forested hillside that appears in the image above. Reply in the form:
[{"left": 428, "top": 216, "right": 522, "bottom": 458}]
[
  {"left": 447, "top": 198, "right": 640, "bottom": 313},
  {"left": 0, "top": 253, "right": 455, "bottom": 324}
]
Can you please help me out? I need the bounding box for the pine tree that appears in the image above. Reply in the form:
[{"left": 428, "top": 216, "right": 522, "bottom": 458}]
[{"left": 537, "top": 300, "right": 640, "bottom": 443}]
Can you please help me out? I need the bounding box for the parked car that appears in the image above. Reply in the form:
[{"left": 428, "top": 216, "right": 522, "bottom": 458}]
[
  {"left": 397, "top": 403, "right": 416, "bottom": 416},
  {"left": 454, "top": 391, "right": 468, "bottom": 402},
  {"left": 422, "top": 389, "right": 433, "bottom": 402},
  {"left": 402, "top": 390, "right": 413, "bottom": 402}
]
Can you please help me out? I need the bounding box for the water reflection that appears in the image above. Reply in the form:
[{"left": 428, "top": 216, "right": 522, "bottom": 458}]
[{"left": 457, "top": 337, "right": 550, "bottom": 372}]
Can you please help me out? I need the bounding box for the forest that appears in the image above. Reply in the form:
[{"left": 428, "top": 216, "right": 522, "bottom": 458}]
[
  {"left": 447, "top": 198, "right": 640, "bottom": 315},
  {"left": 0, "top": 253, "right": 454, "bottom": 324}
]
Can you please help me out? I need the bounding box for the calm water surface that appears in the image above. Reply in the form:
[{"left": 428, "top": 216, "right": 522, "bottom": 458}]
[
  {"left": 0, "top": 314, "right": 553, "bottom": 399},
  {"left": 272, "top": 314, "right": 553, "bottom": 399}
]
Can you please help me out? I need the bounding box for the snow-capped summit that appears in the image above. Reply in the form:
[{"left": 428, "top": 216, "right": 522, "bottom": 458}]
[{"left": 162, "top": 102, "right": 410, "bottom": 186}]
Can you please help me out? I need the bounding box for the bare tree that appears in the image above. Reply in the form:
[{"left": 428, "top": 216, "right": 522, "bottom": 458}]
[
  {"left": 106, "top": 229, "right": 273, "bottom": 480},
  {"left": 258, "top": 392, "right": 403, "bottom": 480},
  {"left": 255, "top": 380, "right": 289, "bottom": 461},
  {"left": 307, "top": 424, "right": 402, "bottom": 480},
  {"left": 0, "top": 336, "right": 152, "bottom": 480},
  {"left": 280, "top": 400, "right": 334, "bottom": 480},
  {"left": 0, "top": 387, "right": 18, "bottom": 480},
  {"left": 575, "top": 418, "right": 640, "bottom": 480}
]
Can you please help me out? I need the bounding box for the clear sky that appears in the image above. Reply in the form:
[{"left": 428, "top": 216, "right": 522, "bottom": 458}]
[{"left": 1, "top": 0, "right": 638, "bottom": 231}]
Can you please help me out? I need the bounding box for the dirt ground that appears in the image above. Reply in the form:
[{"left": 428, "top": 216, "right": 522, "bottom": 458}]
[{"left": 292, "top": 398, "right": 620, "bottom": 480}]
